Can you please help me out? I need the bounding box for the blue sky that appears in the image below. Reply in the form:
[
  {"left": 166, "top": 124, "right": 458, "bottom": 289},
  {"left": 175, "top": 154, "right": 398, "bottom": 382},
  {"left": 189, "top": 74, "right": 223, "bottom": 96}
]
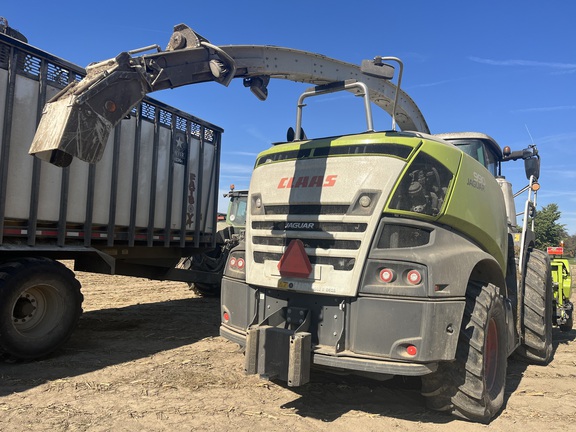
[{"left": 3, "top": 2, "right": 576, "bottom": 235}]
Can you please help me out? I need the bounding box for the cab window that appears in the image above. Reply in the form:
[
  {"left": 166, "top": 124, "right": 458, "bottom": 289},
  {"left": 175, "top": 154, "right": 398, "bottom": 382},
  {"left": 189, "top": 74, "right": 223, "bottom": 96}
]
[{"left": 452, "top": 140, "right": 498, "bottom": 176}]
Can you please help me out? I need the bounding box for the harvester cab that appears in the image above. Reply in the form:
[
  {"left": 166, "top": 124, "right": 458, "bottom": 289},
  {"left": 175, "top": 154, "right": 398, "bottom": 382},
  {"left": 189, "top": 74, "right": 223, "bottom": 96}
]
[{"left": 223, "top": 186, "right": 248, "bottom": 230}]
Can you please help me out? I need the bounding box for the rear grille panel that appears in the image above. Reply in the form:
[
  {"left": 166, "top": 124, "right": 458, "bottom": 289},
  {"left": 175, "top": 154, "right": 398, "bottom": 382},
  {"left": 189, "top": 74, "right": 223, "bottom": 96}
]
[
  {"left": 264, "top": 204, "right": 350, "bottom": 216},
  {"left": 252, "top": 221, "right": 367, "bottom": 233},
  {"left": 251, "top": 202, "right": 362, "bottom": 273},
  {"left": 253, "top": 252, "right": 356, "bottom": 271},
  {"left": 252, "top": 236, "right": 361, "bottom": 250}
]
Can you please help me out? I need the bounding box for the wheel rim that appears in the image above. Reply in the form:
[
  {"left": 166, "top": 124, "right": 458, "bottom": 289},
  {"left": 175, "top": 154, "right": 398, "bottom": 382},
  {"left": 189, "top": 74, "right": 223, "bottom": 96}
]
[
  {"left": 11, "top": 284, "right": 63, "bottom": 337},
  {"left": 485, "top": 317, "right": 499, "bottom": 392}
]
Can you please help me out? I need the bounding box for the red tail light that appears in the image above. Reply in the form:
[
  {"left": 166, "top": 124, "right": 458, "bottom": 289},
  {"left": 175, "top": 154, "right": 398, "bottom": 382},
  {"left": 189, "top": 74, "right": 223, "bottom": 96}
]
[
  {"left": 225, "top": 251, "right": 246, "bottom": 280},
  {"left": 406, "top": 345, "right": 417, "bottom": 356},
  {"left": 379, "top": 268, "right": 396, "bottom": 283},
  {"left": 406, "top": 270, "right": 422, "bottom": 285}
]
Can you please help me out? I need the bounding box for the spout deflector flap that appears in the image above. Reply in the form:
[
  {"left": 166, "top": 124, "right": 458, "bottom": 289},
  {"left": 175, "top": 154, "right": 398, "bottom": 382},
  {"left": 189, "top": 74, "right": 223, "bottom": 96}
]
[
  {"left": 29, "top": 94, "right": 113, "bottom": 166},
  {"left": 29, "top": 54, "right": 148, "bottom": 166}
]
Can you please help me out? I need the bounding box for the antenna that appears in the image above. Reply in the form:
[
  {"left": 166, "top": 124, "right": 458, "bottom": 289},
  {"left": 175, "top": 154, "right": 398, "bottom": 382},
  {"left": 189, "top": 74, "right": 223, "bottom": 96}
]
[{"left": 525, "top": 124, "right": 535, "bottom": 145}]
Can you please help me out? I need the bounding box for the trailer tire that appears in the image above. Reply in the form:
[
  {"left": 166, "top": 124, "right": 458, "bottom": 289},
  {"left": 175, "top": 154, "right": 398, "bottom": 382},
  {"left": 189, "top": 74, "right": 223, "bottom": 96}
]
[
  {"left": 0, "top": 258, "right": 83, "bottom": 360},
  {"left": 421, "top": 281, "right": 507, "bottom": 423},
  {"left": 515, "top": 249, "right": 553, "bottom": 364}
]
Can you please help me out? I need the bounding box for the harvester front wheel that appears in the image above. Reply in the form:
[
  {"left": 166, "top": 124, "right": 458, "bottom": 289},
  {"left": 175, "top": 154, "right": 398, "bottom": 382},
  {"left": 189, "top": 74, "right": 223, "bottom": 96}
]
[
  {"left": 0, "top": 258, "right": 83, "bottom": 360},
  {"left": 421, "top": 281, "right": 507, "bottom": 423},
  {"left": 515, "top": 249, "right": 553, "bottom": 364}
]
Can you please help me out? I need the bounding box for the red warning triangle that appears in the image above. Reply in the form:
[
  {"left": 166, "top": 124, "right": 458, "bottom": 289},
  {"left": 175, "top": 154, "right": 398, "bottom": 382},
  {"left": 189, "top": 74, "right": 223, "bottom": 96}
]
[{"left": 278, "top": 239, "right": 312, "bottom": 279}]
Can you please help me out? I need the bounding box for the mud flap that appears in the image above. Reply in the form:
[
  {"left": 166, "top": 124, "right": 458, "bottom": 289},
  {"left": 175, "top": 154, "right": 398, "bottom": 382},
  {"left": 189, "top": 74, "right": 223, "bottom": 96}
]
[{"left": 244, "top": 307, "right": 311, "bottom": 386}]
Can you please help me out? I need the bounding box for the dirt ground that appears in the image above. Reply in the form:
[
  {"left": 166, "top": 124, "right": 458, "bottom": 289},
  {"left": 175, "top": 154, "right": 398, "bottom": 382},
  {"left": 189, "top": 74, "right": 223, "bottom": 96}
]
[{"left": 0, "top": 265, "right": 575, "bottom": 432}]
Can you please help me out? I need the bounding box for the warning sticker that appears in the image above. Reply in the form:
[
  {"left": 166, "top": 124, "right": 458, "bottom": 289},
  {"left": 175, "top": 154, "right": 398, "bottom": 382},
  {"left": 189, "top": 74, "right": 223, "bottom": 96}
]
[{"left": 278, "top": 280, "right": 292, "bottom": 289}]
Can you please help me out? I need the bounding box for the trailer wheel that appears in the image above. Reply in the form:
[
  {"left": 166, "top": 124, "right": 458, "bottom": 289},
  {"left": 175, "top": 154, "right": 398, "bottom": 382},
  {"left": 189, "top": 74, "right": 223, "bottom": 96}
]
[
  {"left": 515, "top": 249, "right": 553, "bottom": 364},
  {"left": 0, "top": 258, "right": 83, "bottom": 360},
  {"left": 421, "top": 281, "right": 507, "bottom": 423}
]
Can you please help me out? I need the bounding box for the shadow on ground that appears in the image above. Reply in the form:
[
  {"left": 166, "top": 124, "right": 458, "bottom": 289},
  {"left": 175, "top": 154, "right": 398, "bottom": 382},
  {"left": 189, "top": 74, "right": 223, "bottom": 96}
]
[
  {"left": 1, "top": 295, "right": 573, "bottom": 426},
  {"left": 0, "top": 296, "right": 220, "bottom": 397},
  {"left": 277, "top": 326, "right": 576, "bottom": 425}
]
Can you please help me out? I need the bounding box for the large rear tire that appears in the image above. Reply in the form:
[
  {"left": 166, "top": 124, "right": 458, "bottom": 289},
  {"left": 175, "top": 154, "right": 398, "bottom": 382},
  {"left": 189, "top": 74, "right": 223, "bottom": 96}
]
[
  {"left": 515, "top": 249, "right": 553, "bottom": 364},
  {"left": 182, "top": 246, "right": 227, "bottom": 297},
  {"left": 421, "top": 281, "right": 508, "bottom": 423},
  {"left": 0, "top": 258, "right": 83, "bottom": 360}
]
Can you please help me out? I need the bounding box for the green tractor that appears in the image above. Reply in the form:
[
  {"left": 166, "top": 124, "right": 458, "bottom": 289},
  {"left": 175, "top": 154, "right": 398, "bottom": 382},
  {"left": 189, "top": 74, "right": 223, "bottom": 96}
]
[
  {"left": 548, "top": 246, "right": 573, "bottom": 332},
  {"left": 180, "top": 187, "right": 248, "bottom": 297}
]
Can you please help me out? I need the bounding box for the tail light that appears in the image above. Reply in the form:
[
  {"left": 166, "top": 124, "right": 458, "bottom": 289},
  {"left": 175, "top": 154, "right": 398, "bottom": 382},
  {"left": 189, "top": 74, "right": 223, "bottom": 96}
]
[
  {"left": 225, "top": 250, "right": 246, "bottom": 279},
  {"left": 406, "top": 269, "right": 422, "bottom": 285},
  {"left": 360, "top": 261, "right": 427, "bottom": 296},
  {"left": 375, "top": 266, "right": 424, "bottom": 287},
  {"left": 406, "top": 345, "right": 417, "bottom": 356},
  {"left": 229, "top": 256, "right": 245, "bottom": 270},
  {"left": 379, "top": 268, "right": 396, "bottom": 283}
]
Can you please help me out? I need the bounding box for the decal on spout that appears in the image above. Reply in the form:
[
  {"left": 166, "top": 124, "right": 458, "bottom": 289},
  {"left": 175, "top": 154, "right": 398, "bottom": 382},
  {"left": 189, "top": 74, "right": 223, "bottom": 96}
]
[{"left": 277, "top": 175, "right": 337, "bottom": 189}]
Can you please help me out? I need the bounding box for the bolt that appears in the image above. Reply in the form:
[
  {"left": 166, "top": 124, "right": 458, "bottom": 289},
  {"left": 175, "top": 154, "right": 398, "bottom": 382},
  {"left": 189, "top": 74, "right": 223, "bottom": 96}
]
[
  {"left": 299, "top": 310, "right": 304, "bottom": 316},
  {"left": 446, "top": 324, "right": 454, "bottom": 334}
]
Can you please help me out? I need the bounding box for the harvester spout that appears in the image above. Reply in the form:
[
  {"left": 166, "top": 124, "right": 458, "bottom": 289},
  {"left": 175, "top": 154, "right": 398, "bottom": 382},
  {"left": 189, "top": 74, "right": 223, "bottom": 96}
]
[
  {"left": 29, "top": 23, "right": 430, "bottom": 167},
  {"left": 29, "top": 52, "right": 150, "bottom": 166}
]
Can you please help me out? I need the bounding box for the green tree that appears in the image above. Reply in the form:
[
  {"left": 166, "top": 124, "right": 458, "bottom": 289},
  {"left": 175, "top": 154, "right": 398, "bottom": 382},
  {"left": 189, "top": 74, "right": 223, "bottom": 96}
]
[{"left": 533, "top": 203, "right": 567, "bottom": 250}]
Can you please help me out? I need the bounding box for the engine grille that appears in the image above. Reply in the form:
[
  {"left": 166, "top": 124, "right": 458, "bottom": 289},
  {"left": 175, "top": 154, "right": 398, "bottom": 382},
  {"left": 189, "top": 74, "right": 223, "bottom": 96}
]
[{"left": 250, "top": 203, "right": 366, "bottom": 274}]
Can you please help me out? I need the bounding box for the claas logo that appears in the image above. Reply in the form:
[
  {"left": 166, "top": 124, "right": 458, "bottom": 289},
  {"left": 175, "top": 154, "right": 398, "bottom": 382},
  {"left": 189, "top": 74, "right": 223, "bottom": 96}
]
[{"left": 277, "top": 175, "right": 337, "bottom": 189}]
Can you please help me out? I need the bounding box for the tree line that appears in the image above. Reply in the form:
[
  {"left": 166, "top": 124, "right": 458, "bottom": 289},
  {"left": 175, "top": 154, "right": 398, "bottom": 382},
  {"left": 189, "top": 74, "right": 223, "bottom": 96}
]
[{"left": 533, "top": 203, "right": 575, "bottom": 257}]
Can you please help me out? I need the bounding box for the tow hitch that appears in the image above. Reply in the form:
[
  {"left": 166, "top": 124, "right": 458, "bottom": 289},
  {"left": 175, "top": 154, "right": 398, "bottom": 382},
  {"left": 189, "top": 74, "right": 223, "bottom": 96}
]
[{"left": 245, "top": 306, "right": 312, "bottom": 387}]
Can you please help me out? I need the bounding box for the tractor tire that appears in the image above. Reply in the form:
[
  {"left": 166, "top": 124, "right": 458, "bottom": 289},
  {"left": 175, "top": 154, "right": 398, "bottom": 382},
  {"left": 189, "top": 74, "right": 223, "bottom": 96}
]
[
  {"left": 421, "top": 281, "right": 507, "bottom": 423},
  {"left": 0, "top": 258, "right": 83, "bottom": 360},
  {"left": 515, "top": 249, "right": 553, "bottom": 364},
  {"left": 189, "top": 282, "right": 221, "bottom": 298},
  {"left": 183, "top": 246, "right": 228, "bottom": 297}
]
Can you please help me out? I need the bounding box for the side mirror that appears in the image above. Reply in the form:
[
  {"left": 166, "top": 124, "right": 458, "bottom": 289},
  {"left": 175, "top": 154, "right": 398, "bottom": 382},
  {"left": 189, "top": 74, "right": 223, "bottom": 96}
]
[{"left": 524, "top": 156, "right": 540, "bottom": 180}]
